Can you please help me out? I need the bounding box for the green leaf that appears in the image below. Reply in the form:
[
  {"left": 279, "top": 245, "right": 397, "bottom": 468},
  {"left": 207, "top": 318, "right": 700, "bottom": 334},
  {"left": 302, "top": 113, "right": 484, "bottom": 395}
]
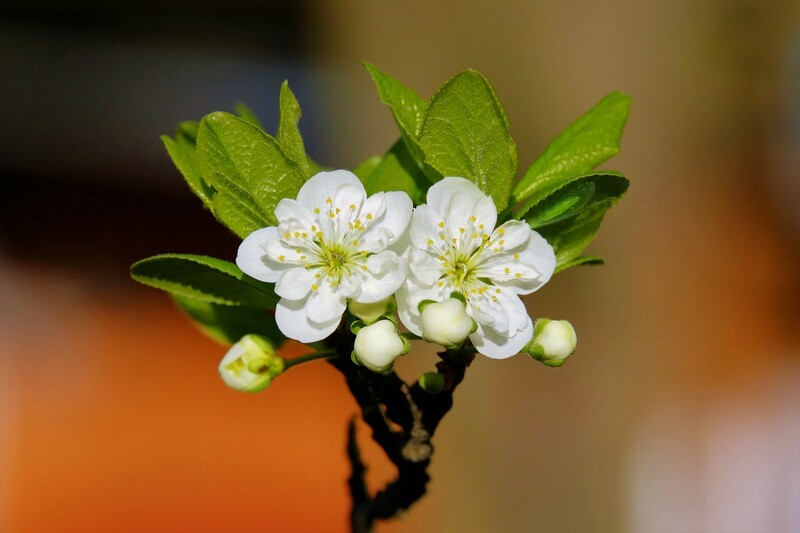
[
  {"left": 364, "top": 140, "right": 427, "bottom": 204},
  {"left": 559, "top": 255, "right": 605, "bottom": 270},
  {"left": 161, "top": 122, "right": 215, "bottom": 207},
  {"left": 131, "top": 254, "right": 278, "bottom": 308},
  {"left": 417, "top": 70, "right": 518, "bottom": 211},
  {"left": 171, "top": 294, "right": 284, "bottom": 346},
  {"left": 276, "top": 81, "right": 312, "bottom": 178},
  {"left": 537, "top": 206, "right": 608, "bottom": 273},
  {"left": 234, "top": 102, "right": 265, "bottom": 130},
  {"left": 512, "top": 92, "right": 631, "bottom": 216},
  {"left": 364, "top": 62, "right": 427, "bottom": 139},
  {"left": 524, "top": 172, "right": 629, "bottom": 228},
  {"left": 197, "top": 112, "right": 304, "bottom": 236},
  {"left": 363, "top": 63, "right": 436, "bottom": 181},
  {"left": 353, "top": 155, "right": 382, "bottom": 184}
]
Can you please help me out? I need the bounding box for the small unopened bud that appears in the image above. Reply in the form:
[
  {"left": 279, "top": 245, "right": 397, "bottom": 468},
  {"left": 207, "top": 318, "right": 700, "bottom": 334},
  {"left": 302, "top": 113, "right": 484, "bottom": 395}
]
[
  {"left": 418, "top": 372, "right": 445, "bottom": 394},
  {"left": 219, "top": 334, "right": 284, "bottom": 392},
  {"left": 524, "top": 318, "right": 577, "bottom": 367},
  {"left": 420, "top": 298, "right": 474, "bottom": 348},
  {"left": 348, "top": 296, "right": 395, "bottom": 325},
  {"left": 353, "top": 319, "right": 406, "bottom": 373}
]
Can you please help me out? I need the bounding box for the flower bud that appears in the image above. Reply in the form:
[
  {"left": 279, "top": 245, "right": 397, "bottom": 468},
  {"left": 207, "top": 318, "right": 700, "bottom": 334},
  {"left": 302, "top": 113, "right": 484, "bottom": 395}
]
[
  {"left": 218, "top": 334, "right": 284, "bottom": 392},
  {"left": 420, "top": 298, "right": 474, "bottom": 348},
  {"left": 524, "top": 318, "right": 577, "bottom": 367},
  {"left": 418, "top": 372, "right": 445, "bottom": 394},
  {"left": 348, "top": 296, "right": 395, "bottom": 325},
  {"left": 353, "top": 319, "right": 407, "bottom": 373}
]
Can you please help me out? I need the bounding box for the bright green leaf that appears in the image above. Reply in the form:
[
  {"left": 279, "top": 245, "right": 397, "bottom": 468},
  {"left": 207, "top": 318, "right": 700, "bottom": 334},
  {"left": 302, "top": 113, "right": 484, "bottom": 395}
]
[
  {"left": 512, "top": 92, "right": 631, "bottom": 216},
  {"left": 538, "top": 206, "right": 609, "bottom": 273},
  {"left": 353, "top": 155, "right": 382, "bottom": 184},
  {"left": 172, "top": 294, "right": 284, "bottom": 347},
  {"left": 276, "top": 81, "right": 313, "bottom": 178},
  {"left": 417, "top": 70, "right": 518, "bottom": 211},
  {"left": 161, "top": 121, "right": 215, "bottom": 208},
  {"left": 524, "top": 172, "right": 629, "bottom": 228},
  {"left": 197, "top": 112, "right": 304, "bottom": 234},
  {"left": 559, "top": 255, "right": 605, "bottom": 270},
  {"left": 234, "top": 102, "right": 265, "bottom": 130},
  {"left": 131, "top": 254, "right": 278, "bottom": 308},
  {"left": 210, "top": 192, "right": 270, "bottom": 239},
  {"left": 364, "top": 140, "right": 427, "bottom": 204},
  {"left": 363, "top": 63, "right": 436, "bottom": 181}
]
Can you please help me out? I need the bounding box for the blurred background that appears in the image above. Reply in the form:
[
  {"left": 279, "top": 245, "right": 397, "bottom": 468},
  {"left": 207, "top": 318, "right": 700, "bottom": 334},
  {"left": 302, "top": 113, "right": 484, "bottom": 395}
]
[{"left": 2, "top": 1, "right": 799, "bottom": 531}]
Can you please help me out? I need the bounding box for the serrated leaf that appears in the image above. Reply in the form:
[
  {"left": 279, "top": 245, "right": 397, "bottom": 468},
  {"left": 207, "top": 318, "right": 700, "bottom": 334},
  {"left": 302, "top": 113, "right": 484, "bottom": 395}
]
[
  {"left": 172, "top": 294, "right": 284, "bottom": 347},
  {"left": 161, "top": 121, "right": 215, "bottom": 208},
  {"left": 210, "top": 192, "right": 270, "bottom": 239},
  {"left": 364, "top": 140, "right": 427, "bottom": 204},
  {"left": 353, "top": 155, "right": 382, "bottom": 184},
  {"left": 363, "top": 63, "right": 437, "bottom": 182},
  {"left": 524, "top": 172, "right": 629, "bottom": 228},
  {"left": 197, "top": 112, "right": 304, "bottom": 234},
  {"left": 276, "top": 81, "right": 313, "bottom": 178},
  {"left": 417, "top": 70, "right": 518, "bottom": 211},
  {"left": 234, "top": 102, "right": 265, "bottom": 130},
  {"left": 538, "top": 206, "right": 608, "bottom": 273},
  {"left": 131, "top": 254, "right": 278, "bottom": 308},
  {"left": 512, "top": 92, "right": 631, "bottom": 216}
]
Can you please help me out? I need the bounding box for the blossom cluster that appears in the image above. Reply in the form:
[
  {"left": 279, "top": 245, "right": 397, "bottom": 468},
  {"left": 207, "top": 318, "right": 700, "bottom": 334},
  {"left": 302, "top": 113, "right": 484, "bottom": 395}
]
[{"left": 229, "top": 169, "right": 563, "bottom": 378}]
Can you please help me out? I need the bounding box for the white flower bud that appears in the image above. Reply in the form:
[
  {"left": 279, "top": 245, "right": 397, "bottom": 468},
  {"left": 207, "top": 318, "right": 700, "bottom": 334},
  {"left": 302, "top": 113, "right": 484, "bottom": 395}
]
[
  {"left": 353, "top": 319, "right": 406, "bottom": 373},
  {"left": 420, "top": 298, "right": 474, "bottom": 348},
  {"left": 348, "top": 296, "right": 395, "bottom": 325},
  {"left": 525, "top": 318, "right": 577, "bottom": 367},
  {"left": 218, "top": 334, "right": 284, "bottom": 392}
]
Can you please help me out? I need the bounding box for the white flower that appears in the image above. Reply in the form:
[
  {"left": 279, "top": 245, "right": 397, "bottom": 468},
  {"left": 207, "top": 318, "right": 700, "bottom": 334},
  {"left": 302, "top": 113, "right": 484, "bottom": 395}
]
[
  {"left": 525, "top": 318, "right": 577, "bottom": 366},
  {"left": 237, "top": 170, "right": 413, "bottom": 343},
  {"left": 420, "top": 298, "right": 474, "bottom": 347},
  {"left": 353, "top": 319, "right": 407, "bottom": 373},
  {"left": 218, "top": 334, "right": 284, "bottom": 393},
  {"left": 396, "top": 177, "right": 556, "bottom": 359}
]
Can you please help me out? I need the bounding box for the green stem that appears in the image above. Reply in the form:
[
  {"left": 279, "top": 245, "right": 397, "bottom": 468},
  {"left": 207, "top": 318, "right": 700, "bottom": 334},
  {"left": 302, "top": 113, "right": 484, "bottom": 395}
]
[{"left": 283, "top": 349, "right": 338, "bottom": 370}]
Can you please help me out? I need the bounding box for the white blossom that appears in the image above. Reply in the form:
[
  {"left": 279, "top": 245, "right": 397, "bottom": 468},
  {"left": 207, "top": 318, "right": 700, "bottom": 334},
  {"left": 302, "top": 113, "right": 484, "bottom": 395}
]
[
  {"left": 353, "top": 319, "right": 407, "bottom": 373},
  {"left": 420, "top": 298, "right": 474, "bottom": 348},
  {"left": 237, "top": 170, "right": 413, "bottom": 343},
  {"left": 397, "top": 177, "right": 556, "bottom": 359},
  {"left": 218, "top": 335, "right": 284, "bottom": 393},
  {"left": 525, "top": 318, "right": 577, "bottom": 366}
]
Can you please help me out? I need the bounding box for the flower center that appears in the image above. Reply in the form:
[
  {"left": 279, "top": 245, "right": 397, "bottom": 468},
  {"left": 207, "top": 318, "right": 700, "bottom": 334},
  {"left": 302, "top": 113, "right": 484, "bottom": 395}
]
[{"left": 316, "top": 241, "right": 354, "bottom": 281}]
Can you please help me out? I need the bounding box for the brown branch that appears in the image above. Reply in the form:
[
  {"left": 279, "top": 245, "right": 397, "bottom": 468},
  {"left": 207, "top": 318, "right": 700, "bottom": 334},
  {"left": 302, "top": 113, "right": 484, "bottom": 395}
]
[{"left": 327, "top": 333, "right": 474, "bottom": 533}]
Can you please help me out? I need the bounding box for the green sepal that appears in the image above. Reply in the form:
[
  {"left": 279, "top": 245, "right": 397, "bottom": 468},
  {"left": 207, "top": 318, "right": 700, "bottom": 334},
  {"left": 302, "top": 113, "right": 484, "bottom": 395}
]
[
  {"left": 350, "top": 319, "right": 366, "bottom": 335},
  {"left": 418, "top": 70, "right": 518, "bottom": 211},
  {"left": 400, "top": 335, "right": 412, "bottom": 355},
  {"left": 171, "top": 294, "right": 284, "bottom": 347},
  {"left": 449, "top": 292, "right": 467, "bottom": 305},
  {"left": 130, "top": 254, "right": 278, "bottom": 308},
  {"left": 522, "top": 172, "right": 629, "bottom": 228},
  {"left": 418, "top": 372, "right": 445, "bottom": 394},
  {"left": 512, "top": 92, "right": 631, "bottom": 216},
  {"left": 418, "top": 299, "right": 436, "bottom": 313}
]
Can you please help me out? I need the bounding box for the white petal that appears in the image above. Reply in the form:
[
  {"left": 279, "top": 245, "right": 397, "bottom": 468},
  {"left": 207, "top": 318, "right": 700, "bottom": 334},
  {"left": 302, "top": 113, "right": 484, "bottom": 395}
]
[
  {"left": 274, "top": 266, "right": 317, "bottom": 300},
  {"left": 427, "top": 177, "right": 487, "bottom": 218},
  {"left": 237, "top": 227, "right": 286, "bottom": 283},
  {"left": 275, "top": 297, "right": 341, "bottom": 343},
  {"left": 353, "top": 251, "right": 408, "bottom": 303},
  {"left": 491, "top": 220, "right": 530, "bottom": 251},
  {"left": 359, "top": 191, "right": 413, "bottom": 247},
  {"left": 306, "top": 282, "right": 347, "bottom": 324},
  {"left": 408, "top": 247, "right": 443, "bottom": 286},
  {"left": 296, "top": 170, "right": 365, "bottom": 211},
  {"left": 470, "top": 315, "right": 534, "bottom": 359},
  {"left": 396, "top": 280, "right": 446, "bottom": 336},
  {"left": 395, "top": 286, "right": 423, "bottom": 336},
  {"left": 409, "top": 204, "right": 442, "bottom": 250},
  {"left": 274, "top": 198, "right": 314, "bottom": 225}
]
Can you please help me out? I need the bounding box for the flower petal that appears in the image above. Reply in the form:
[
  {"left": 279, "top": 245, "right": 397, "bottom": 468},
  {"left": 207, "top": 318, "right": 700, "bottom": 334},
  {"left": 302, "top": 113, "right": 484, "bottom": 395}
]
[
  {"left": 409, "top": 204, "right": 442, "bottom": 251},
  {"left": 237, "top": 227, "right": 287, "bottom": 283},
  {"left": 274, "top": 266, "right": 317, "bottom": 300},
  {"left": 306, "top": 281, "right": 347, "bottom": 324},
  {"left": 470, "top": 314, "right": 534, "bottom": 359},
  {"left": 296, "top": 170, "right": 365, "bottom": 211},
  {"left": 358, "top": 191, "right": 413, "bottom": 248},
  {"left": 427, "top": 177, "right": 488, "bottom": 219},
  {"left": 275, "top": 297, "right": 341, "bottom": 343},
  {"left": 352, "top": 251, "right": 408, "bottom": 303}
]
